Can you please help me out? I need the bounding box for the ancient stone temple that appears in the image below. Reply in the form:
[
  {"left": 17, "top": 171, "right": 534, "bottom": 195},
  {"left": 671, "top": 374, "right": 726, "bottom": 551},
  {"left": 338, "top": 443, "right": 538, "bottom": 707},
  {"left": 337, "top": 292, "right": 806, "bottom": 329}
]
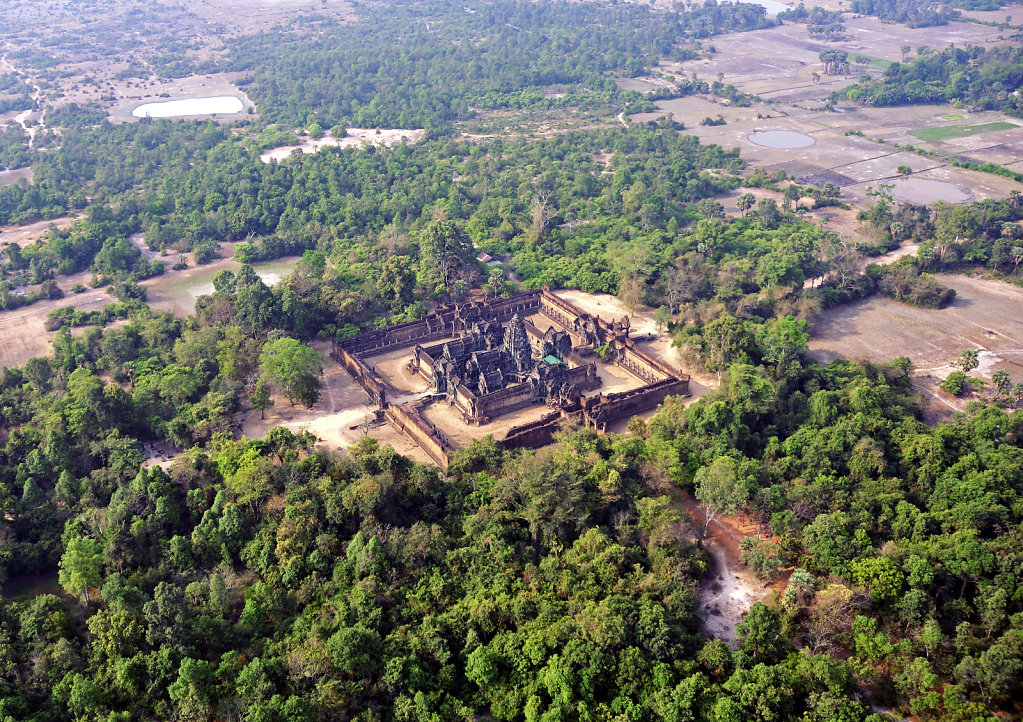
[
  {"left": 333, "top": 287, "right": 690, "bottom": 469},
  {"left": 409, "top": 311, "right": 600, "bottom": 422}
]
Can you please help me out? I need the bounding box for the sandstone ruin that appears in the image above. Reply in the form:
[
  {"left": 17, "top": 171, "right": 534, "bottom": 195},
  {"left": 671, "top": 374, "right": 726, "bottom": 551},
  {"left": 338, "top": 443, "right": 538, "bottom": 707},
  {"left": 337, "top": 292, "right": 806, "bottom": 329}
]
[{"left": 332, "top": 288, "right": 690, "bottom": 469}]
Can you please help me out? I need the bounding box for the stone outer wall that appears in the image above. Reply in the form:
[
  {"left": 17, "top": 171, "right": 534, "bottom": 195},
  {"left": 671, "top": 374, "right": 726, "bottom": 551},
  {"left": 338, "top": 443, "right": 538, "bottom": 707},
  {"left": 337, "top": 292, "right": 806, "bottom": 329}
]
[
  {"left": 331, "top": 345, "right": 389, "bottom": 408},
  {"left": 341, "top": 291, "right": 543, "bottom": 357},
  {"left": 581, "top": 376, "right": 690, "bottom": 431},
  {"left": 384, "top": 402, "right": 455, "bottom": 470},
  {"left": 501, "top": 409, "right": 571, "bottom": 450}
]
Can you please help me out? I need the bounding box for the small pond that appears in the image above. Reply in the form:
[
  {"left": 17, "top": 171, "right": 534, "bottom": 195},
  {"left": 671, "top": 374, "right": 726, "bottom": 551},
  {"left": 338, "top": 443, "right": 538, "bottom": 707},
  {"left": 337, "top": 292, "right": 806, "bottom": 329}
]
[
  {"left": 172, "top": 258, "right": 298, "bottom": 301},
  {"left": 2, "top": 569, "right": 64, "bottom": 602},
  {"left": 748, "top": 130, "right": 816, "bottom": 149},
  {"left": 723, "top": 0, "right": 793, "bottom": 14},
  {"left": 132, "top": 95, "right": 245, "bottom": 118}
]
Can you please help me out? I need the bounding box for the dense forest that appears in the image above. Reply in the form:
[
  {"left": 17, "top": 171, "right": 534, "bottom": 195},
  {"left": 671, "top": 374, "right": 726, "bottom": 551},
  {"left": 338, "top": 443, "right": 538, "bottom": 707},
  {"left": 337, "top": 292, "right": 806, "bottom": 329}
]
[
  {"left": 2, "top": 0, "right": 1023, "bottom": 719},
  {"left": 2, "top": 291, "right": 1023, "bottom": 719}
]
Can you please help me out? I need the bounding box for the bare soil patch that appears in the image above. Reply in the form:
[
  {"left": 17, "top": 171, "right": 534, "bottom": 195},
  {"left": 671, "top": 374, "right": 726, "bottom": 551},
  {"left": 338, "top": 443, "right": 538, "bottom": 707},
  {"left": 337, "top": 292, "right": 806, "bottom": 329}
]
[
  {"left": 809, "top": 274, "right": 1023, "bottom": 421},
  {"left": 0, "top": 167, "right": 32, "bottom": 188},
  {"left": 0, "top": 289, "right": 109, "bottom": 369},
  {"left": 661, "top": 16, "right": 1007, "bottom": 107},
  {"left": 239, "top": 340, "right": 433, "bottom": 464},
  {"left": 0, "top": 216, "right": 75, "bottom": 247},
  {"left": 0, "top": 244, "right": 296, "bottom": 371}
]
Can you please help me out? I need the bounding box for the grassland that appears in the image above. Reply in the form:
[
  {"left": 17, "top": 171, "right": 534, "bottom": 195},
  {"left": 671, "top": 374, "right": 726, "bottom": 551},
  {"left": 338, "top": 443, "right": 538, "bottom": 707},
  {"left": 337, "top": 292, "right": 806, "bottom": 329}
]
[{"left": 909, "top": 121, "right": 1021, "bottom": 141}]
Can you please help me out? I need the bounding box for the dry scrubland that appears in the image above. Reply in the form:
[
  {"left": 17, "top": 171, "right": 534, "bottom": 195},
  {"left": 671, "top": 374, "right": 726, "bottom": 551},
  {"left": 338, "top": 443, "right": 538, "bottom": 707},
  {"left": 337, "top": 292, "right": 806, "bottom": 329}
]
[{"left": 0, "top": 0, "right": 352, "bottom": 125}]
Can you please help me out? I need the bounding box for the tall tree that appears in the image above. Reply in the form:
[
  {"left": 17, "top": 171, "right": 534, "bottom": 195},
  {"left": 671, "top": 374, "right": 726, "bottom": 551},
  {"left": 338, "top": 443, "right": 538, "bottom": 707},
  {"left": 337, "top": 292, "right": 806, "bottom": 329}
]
[
  {"left": 58, "top": 534, "right": 103, "bottom": 605},
  {"left": 259, "top": 338, "right": 323, "bottom": 407},
  {"left": 694, "top": 456, "right": 749, "bottom": 533}
]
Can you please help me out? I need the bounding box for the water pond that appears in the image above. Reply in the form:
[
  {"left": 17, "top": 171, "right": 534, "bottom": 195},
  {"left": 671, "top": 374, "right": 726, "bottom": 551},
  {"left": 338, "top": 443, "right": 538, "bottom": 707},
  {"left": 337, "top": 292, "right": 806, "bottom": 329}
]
[
  {"left": 146, "top": 256, "right": 300, "bottom": 317},
  {"left": 170, "top": 258, "right": 298, "bottom": 301},
  {"left": 748, "top": 129, "right": 816, "bottom": 149},
  {"left": 132, "top": 95, "right": 245, "bottom": 118}
]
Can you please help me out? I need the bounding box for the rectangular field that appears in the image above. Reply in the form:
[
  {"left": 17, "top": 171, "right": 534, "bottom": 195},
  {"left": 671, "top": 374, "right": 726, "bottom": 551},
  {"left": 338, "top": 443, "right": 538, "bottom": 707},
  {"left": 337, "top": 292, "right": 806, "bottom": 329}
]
[{"left": 909, "top": 121, "right": 1021, "bottom": 142}]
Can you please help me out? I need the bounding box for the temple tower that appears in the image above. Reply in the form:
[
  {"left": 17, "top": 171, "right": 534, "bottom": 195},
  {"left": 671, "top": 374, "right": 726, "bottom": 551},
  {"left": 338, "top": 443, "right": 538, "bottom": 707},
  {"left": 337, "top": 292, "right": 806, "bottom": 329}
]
[{"left": 503, "top": 313, "right": 533, "bottom": 373}]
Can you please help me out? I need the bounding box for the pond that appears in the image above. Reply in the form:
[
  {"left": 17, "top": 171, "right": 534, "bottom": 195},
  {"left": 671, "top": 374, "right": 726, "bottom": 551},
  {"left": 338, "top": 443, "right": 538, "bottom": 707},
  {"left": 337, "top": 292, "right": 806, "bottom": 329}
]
[
  {"left": 892, "top": 178, "right": 971, "bottom": 204},
  {"left": 146, "top": 256, "right": 301, "bottom": 317},
  {"left": 169, "top": 257, "right": 298, "bottom": 300},
  {"left": 748, "top": 130, "right": 816, "bottom": 149},
  {"left": 722, "top": 0, "right": 793, "bottom": 14},
  {"left": 132, "top": 95, "right": 245, "bottom": 118}
]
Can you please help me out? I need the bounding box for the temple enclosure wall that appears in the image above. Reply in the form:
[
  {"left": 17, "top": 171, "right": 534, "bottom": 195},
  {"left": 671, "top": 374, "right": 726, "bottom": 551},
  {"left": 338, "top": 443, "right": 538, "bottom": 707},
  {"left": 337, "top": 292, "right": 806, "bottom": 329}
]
[
  {"left": 341, "top": 291, "right": 543, "bottom": 356},
  {"left": 334, "top": 287, "right": 691, "bottom": 468},
  {"left": 331, "top": 345, "right": 389, "bottom": 408},
  {"left": 384, "top": 402, "right": 455, "bottom": 470},
  {"left": 581, "top": 376, "right": 689, "bottom": 432}
]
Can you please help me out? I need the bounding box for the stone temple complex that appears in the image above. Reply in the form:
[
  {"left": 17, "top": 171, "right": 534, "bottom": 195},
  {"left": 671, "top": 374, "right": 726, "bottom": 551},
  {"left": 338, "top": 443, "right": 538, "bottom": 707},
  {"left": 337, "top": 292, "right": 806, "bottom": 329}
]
[
  {"left": 409, "top": 313, "right": 601, "bottom": 425},
  {"left": 332, "top": 287, "right": 690, "bottom": 469}
]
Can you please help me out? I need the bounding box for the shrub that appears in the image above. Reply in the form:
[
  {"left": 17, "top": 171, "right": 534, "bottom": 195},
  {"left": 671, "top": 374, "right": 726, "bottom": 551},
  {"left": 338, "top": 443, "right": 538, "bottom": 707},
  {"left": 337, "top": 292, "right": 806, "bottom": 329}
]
[{"left": 941, "top": 371, "right": 965, "bottom": 396}]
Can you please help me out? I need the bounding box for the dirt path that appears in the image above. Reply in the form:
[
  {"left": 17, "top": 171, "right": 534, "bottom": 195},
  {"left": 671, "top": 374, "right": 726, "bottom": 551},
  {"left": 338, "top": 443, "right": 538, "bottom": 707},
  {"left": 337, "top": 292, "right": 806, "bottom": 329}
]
[
  {"left": 2, "top": 52, "right": 45, "bottom": 148},
  {"left": 675, "top": 492, "right": 784, "bottom": 646}
]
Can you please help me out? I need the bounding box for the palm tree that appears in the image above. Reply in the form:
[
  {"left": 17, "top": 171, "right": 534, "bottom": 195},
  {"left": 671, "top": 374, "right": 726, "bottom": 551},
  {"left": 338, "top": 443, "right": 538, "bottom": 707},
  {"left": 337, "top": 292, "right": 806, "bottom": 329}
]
[{"left": 956, "top": 348, "right": 979, "bottom": 374}]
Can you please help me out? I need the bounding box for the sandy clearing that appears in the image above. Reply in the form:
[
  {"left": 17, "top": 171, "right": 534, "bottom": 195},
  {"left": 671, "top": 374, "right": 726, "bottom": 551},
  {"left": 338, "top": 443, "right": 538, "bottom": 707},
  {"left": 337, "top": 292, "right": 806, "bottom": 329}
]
[
  {"left": 0, "top": 167, "right": 33, "bottom": 188},
  {"left": 0, "top": 289, "right": 109, "bottom": 369},
  {"left": 259, "top": 128, "right": 426, "bottom": 162},
  {"left": 239, "top": 340, "right": 434, "bottom": 465},
  {"left": 0, "top": 216, "right": 75, "bottom": 247}
]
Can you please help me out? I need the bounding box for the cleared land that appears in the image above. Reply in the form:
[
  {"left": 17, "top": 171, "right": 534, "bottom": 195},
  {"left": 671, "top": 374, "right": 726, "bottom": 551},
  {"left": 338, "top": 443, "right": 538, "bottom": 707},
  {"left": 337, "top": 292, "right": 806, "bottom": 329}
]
[
  {"left": 260, "top": 129, "right": 426, "bottom": 163},
  {"left": 656, "top": 14, "right": 1009, "bottom": 105},
  {"left": 0, "top": 216, "right": 75, "bottom": 246},
  {"left": 0, "top": 167, "right": 32, "bottom": 188},
  {"left": 625, "top": 13, "right": 1022, "bottom": 206},
  {"left": 633, "top": 98, "right": 1023, "bottom": 207},
  {"left": 809, "top": 274, "right": 1023, "bottom": 419},
  {"left": 238, "top": 340, "right": 435, "bottom": 466}
]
